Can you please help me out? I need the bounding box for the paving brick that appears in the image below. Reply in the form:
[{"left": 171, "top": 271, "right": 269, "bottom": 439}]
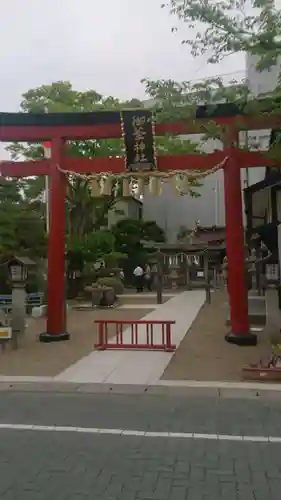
[
  {"left": 169, "top": 486, "right": 187, "bottom": 500},
  {"left": 252, "top": 487, "right": 272, "bottom": 500},
  {"left": 0, "top": 432, "right": 277, "bottom": 500},
  {"left": 186, "top": 487, "right": 205, "bottom": 500},
  {"left": 189, "top": 466, "right": 205, "bottom": 482},
  {"left": 268, "top": 479, "right": 281, "bottom": 499},
  {"left": 1, "top": 392, "right": 281, "bottom": 499},
  {"left": 220, "top": 483, "right": 237, "bottom": 500},
  {"left": 236, "top": 484, "right": 256, "bottom": 500}
]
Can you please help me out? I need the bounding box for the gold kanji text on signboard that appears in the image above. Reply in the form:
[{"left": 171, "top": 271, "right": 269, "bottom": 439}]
[{"left": 132, "top": 115, "right": 148, "bottom": 163}]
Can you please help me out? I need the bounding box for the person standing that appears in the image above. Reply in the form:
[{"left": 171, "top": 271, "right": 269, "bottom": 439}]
[
  {"left": 144, "top": 263, "right": 152, "bottom": 291},
  {"left": 133, "top": 265, "right": 144, "bottom": 293}
]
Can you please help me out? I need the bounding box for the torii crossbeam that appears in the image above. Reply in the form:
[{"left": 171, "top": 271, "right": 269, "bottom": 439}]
[{"left": 0, "top": 108, "right": 278, "bottom": 345}]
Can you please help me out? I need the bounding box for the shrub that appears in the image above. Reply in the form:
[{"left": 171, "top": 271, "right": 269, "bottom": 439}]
[
  {"left": 0, "top": 266, "right": 11, "bottom": 294},
  {"left": 25, "top": 260, "right": 48, "bottom": 301},
  {"left": 81, "top": 270, "right": 97, "bottom": 287},
  {"left": 97, "top": 277, "right": 124, "bottom": 295},
  {"left": 95, "top": 267, "right": 112, "bottom": 278}
]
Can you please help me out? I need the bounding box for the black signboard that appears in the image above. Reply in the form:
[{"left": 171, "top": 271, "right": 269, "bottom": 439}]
[{"left": 121, "top": 110, "right": 156, "bottom": 171}]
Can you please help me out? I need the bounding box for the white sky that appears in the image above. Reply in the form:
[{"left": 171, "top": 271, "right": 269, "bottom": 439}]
[
  {"left": 0, "top": 0, "right": 245, "bottom": 107},
  {"left": 0, "top": 0, "right": 245, "bottom": 159}
]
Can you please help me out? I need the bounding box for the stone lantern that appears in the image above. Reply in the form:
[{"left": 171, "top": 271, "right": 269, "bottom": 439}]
[{"left": 7, "top": 256, "right": 36, "bottom": 348}]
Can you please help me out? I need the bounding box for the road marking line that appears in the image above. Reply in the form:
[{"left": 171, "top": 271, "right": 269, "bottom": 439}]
[
  {"left": 193, "top": 433, "right": 218, "bottom": 440},
  {"left": 269, "top": 436, "right": 281, "bottom": 443},
  {"left": 217, "top": 434, "right": 243, "bottom": 441},
  {"left": 242, "top": 435, "right": 269, "bottom": 442},
  {"left": 0, "top": 423, "right": 280, "bottom": 443},
  {"left": 122, "top": 430, "right": 146, "bottom": 436}
]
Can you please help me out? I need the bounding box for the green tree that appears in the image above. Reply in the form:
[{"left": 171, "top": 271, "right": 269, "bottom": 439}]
[
  {"left": 112, "top": 218, "right": 165, "bottom": 255},
  {"left": 66, "top": 229, "right": 116, "bottom": 272},
  {"left": 0, "top": 178, "right": 46, "bottom": 258},
  {"left": 159, "top": 1, "right": 281, "bottom": 160},
  {"left": 0, "top": 178, "right": 22, "bottom": 254},
  {"left": 142, "top": 76, "right": 246, "bottom": 157},
  {"left": 6, "top": 79, "right": 234, "bottom": 266},
  {"left": 7, "top": 80, "right": 207, "bottom": 245},
  {"left": 7, "top": 82, "right": 128, "bottom": 242},
  {"left": 163, "top": 0, "right": 281, "bottom": 70},
  {"left": 111, "top": 218, "right": 165, "bottom": 283},
  {"left": 177, "top": 225, "right": 192, "bottom": 241}
]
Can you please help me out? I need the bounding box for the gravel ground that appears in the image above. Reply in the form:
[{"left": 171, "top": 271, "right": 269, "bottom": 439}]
[
  {"left": 162, "top": 290, "right": 272, "bottom": 382},
  {"left": 0, "top": 308, "right": 152, "bottom": 377}
]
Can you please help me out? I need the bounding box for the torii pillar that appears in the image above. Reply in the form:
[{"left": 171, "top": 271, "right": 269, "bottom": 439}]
[
  {"left": 223, "top": 147, "right": 257, "bottom": 346},
  {"left": 40, "top": 138, "right": 69, "bottom": 342}
]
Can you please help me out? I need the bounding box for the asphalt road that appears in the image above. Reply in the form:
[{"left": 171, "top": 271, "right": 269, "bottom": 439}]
[{"left": 0, "top": 390, "right": 281, "bottom": 499}]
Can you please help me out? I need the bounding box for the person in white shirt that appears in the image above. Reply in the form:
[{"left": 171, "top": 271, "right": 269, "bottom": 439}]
[{"left": 133, "top": 265, "right": 144, "bottom": 293}]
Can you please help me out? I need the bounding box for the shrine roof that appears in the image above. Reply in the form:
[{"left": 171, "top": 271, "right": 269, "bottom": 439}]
[
  {"left": 143, "top": 242, "right": 225, "bottom": 253},
  {"left": 192, "top": 227, "right": 226, "bottom": 244}
]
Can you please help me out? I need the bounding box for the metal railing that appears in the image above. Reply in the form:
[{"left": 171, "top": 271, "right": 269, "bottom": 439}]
[{"left": 0, "top": 292, "right": 44, "bottom": 314}]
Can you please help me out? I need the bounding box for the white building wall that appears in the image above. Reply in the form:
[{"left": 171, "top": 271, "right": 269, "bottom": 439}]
[
  {"left": 244, "top": 53, "right": 281, "bottom": 189},
  {"left": 143, "top": 136, "right": 225, "bottom": 242},
  {"left": 107, "top": 199, "right": 141, "bottom": 228},
  {"left": 143, "top": 54, "right": 281, "bottom": 242},
  {"left": 246, "top": 53, "right": 281, "bottom": 97}
]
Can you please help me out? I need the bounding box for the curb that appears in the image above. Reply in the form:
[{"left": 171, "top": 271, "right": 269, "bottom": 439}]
[{"left": 0, "top": 378, "right": 281, "bottom": 399}]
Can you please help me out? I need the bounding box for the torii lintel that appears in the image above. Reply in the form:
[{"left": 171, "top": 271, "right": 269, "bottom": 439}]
[{"left": 0, "top": 150, "right": 278, "bottom": 178}]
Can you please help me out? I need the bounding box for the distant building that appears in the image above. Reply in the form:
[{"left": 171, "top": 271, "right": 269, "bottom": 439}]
[
  {"left": 243, "top": 53, "right": 281, "bottom": 234},
  {"left": 143, "top": 136, "right": 226, "bottom": 242},
  {"left": 107, "top": 197, "right": 142, "bottom": 228},
  {"left": 243, "top": 54, "right": 281, "bottom": 293}
]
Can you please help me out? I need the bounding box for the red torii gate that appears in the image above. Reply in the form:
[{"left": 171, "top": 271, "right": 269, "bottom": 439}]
[{"left": 0, "top": 108, "right": 279, "bottom": 345}]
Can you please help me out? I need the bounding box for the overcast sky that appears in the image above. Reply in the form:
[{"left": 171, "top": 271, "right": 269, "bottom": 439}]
[
  {"left": 0, "top": 0, "right": 245, "bottom": 111},
  {"left": 0, "top": 0, "right": 245, "bottom": 160}
]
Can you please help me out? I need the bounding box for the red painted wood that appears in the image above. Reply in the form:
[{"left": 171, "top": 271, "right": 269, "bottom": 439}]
[
  {"left": 0, "top": 160, "right": 50, "bottom": 177},
  {"left": 1, "top": 114, "right": 281, "bottom": 142},
  {"left": 46, "top": 138, "right": 66, "bottom": 336},
  {"left": 0, "top": 150, "right": 277, "bottom": 178},
  {"left": 95, "top": 343, "right": 176, "bottom": 350},
  {"left": 224, "top": 149, "right": 249, "bottom": 334},
  {"left": 61, "top": 150, "right": 277, "bottom": 173},
  {"left": 95, "top": 320, "right": 175, "bottom": 324}
]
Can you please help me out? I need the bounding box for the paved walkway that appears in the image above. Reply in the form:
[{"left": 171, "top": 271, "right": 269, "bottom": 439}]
[
  {"left": 55, "top": 290, "right": 205, "bottom": 385},
  {"left": 1, "top": 391, "right": 281, "bottom": 500},
  {"left": 121, "top": 293, "right": 177, "bottom": 299},
  {"left": 117, "top": 303, "right": 162, "bottom": 309}
]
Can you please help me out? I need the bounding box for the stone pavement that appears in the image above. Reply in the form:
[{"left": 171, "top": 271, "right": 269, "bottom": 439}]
[
  {"left": 0, "top": 390, "right": 281, "bottom": 499},
  {"left": 120, "top": 293, "right": 176, "bottom": 299},
  {"left": 1, "top": 430, "right": 280, "bottom": 500},
  {"left": 55, "top": 290, "right": 205, "bottom": 385}
]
